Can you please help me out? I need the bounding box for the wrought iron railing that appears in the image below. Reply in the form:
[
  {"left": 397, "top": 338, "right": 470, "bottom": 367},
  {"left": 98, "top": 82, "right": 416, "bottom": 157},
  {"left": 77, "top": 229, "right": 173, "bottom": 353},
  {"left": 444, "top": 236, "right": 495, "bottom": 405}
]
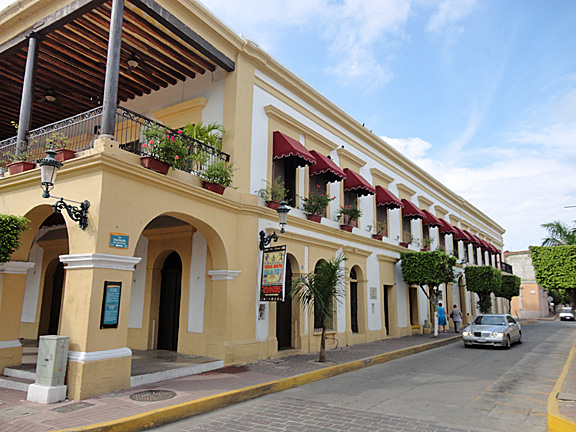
[{"left": 0, "top": 106, "right": 229, "bottom": 175}]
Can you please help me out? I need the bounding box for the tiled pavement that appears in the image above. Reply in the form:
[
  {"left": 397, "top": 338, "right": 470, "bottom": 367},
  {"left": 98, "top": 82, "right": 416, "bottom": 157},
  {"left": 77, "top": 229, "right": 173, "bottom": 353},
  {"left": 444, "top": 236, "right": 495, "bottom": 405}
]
[{"left": 153, "top": 397, "right": 479, "bottom": 432}]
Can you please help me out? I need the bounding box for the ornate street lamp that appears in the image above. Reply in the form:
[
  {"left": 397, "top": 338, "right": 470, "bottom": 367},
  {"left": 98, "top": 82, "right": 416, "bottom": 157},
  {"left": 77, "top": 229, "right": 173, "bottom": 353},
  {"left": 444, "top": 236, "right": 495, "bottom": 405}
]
[
  {"left": 259, "top": 201, "right": 290, "bottom": 250},
  {"left": 38, "top": 149, "right": 90, "bottom": 230}
]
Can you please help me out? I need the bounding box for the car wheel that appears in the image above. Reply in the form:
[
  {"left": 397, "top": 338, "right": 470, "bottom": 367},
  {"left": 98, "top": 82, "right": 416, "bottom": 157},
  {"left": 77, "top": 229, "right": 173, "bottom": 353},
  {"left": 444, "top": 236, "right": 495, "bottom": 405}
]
[
  {"left": 504, "top": 335, "right": 511, "bottom": 349},
  {"left": 463, "top": 342, "right": 471, "bottom": 348}
]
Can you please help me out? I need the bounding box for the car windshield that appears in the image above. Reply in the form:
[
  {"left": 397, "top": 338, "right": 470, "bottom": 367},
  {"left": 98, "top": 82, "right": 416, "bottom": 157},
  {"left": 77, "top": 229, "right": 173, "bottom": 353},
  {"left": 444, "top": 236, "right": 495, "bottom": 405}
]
[
  {"left": 561, "top": 308, "right": 573, "bottom": 313},
  {"left": 473, "top": 316, "right": 506, "bottom": 326}
]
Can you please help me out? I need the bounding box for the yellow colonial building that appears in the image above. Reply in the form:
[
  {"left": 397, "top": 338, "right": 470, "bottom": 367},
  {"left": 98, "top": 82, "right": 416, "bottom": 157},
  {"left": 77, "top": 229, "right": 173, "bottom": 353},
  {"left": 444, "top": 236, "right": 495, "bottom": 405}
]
[{"left": 0, "top": 0, "right": 506, "bottom": 400}]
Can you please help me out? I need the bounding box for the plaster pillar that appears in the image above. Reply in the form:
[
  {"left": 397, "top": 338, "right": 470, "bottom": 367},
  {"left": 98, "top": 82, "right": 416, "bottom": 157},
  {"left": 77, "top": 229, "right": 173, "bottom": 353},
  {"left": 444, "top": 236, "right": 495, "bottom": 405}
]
[
  {"left": 58, "top": 253, "right": 140, "bottom": 400},
  {"left": 0, "top": 261, "right": 35, "bottom": 373}
]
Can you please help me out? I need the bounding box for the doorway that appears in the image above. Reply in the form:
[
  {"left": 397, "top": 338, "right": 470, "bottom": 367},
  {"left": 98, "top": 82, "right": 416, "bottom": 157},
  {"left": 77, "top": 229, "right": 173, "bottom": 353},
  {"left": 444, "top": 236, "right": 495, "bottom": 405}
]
[
  {"left": 157, "top": 252, "right": 182, "bottom": 351},
  {"left": 350, "top": 268, "right": 358, "bottom": 333},
  {"left": 409, "top": 286, "right": 419, "bottom": 326},
  {"left": 276, "top": 259, "right": 293, "bottom": 350},
  {"left": 38, "top": 260, "right": 65, "bottom": 336},
  {"left": 383, "top": 285, "right": 391, "bottom": 335}
]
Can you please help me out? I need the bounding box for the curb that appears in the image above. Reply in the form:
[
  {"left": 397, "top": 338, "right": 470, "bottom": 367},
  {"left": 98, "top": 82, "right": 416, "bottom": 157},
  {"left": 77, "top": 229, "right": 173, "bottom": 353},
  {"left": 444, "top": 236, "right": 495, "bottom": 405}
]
[
  {"left": 54, "top": 335, "right": 461, "bottom": 432},
  {"left": 548, "top": 338, "right": 576, "bottom": 432}
]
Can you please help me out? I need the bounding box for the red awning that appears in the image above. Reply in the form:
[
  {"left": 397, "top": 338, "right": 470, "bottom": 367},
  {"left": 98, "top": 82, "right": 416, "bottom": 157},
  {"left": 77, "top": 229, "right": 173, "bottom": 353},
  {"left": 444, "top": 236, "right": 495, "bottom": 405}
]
[
  {"left": 401, "top": 199, "right": 425, "bottom": 220},
  {"left": 452, "top": 226, "right": 471, "bottom": 242},
  {"left": 375, "top": 186, "right": 403, "bottom": 209},
  {"left": 343, "top": 168, "right": 375, "bottom": 196},
  {"left": 309, "top": 150, "right": 347, "bottom": 183},
  {"left": 469, "top": 234, "right": 482, "bottom": 246},
  {"left": 273, "top": 131, "right": 316, "bottom": 167},
  {"left": 488, "top": 243, "right": 499, "bottom": 254},
  {"left": 421, "top": 210, "right": 442, "bottom": 227},
  {"left": 438, "top": 219, "right": 457, "bottom": 235}
]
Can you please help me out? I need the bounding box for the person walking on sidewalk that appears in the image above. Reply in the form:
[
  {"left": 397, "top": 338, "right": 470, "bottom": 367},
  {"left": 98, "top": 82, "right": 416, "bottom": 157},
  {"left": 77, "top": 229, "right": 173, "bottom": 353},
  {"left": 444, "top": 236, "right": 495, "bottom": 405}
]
[
  {"left": 451, "top": 304, "right": 463, "bottom": 333},
  {"left": 438, "top": 303, "right": 448, "bottom": 333}
]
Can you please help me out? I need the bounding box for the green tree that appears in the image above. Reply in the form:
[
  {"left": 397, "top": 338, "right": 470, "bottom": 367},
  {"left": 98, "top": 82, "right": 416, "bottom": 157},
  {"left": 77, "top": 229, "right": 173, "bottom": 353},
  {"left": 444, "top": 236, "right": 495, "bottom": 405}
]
[
  {"left": 0, "top": 214, "right": 30, "bottom": 263},
  {"left": 530, "top": 245, "right": 576, "bottom": 311},
  {"left": 291, "top": 253, "right": 347, "bottom": 362},
  {"left": 541, "top": 220, "right": 576, "bottom": 246},
  {"left": 400, "top": 250, "right": 456, "bottom": 337},
  {"left": 495, "top": 274, "right": 521, "bottom": 314},
  {"left": 465, "top": 266, "right": 502, "bottom": 313}
]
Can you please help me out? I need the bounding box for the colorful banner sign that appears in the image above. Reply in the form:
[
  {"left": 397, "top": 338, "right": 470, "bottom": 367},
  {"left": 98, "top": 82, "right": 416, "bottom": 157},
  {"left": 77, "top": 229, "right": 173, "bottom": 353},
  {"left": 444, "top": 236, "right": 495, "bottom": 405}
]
[{"left": 260, "top": 245, "right": 287, "bottom": 302}]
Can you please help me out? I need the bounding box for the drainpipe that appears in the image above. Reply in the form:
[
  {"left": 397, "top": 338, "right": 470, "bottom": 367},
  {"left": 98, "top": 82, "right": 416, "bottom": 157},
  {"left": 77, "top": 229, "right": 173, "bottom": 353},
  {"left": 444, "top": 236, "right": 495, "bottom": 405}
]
[
  {"left": 16, "top": 34, "right": 41, "bottom": 158},
  {"left": 100, "top": 0, "right": 125, "bottom": 138}
]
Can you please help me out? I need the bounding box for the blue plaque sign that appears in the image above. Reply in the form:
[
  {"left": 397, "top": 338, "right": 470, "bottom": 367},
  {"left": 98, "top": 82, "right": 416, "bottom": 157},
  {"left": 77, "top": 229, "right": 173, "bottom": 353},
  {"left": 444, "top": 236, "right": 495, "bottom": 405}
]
[
  {"left": 100, "top": 282, "right": 122, "bottom": 329},
  {"left": 109, "top": 233, "right": 129, "bottom": 249}
]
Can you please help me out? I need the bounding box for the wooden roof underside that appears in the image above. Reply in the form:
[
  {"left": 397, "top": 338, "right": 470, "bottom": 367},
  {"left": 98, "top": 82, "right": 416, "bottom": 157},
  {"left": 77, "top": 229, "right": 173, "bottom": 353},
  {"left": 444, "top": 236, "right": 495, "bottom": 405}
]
[{"left": 0, "top": 0, "right": 235, "bottom": 140}]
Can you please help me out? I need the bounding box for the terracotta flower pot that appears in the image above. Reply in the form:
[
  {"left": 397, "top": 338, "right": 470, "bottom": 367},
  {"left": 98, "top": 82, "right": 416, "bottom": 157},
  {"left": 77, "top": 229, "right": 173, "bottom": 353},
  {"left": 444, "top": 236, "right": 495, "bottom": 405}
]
[
  {"left": 372, "top": 234, "right": 383, "bottom": 241},
  {"left": 266, "top": 200, "right": 280, "bottom": 209},
  {"left": 400, "top": 242, "right": 409, "bottom": 248},
  {"left": 306, "top": 214, "right": 322, "bottom": 223},
  {"left": 140, "top": 156, "right": 170, "bottom": 175},
  {"left": 7, "top": 161, "right": 36, "bottom": 175},
  {"left": 55, "top": 148, "right": 76, "bottom": 162},
  {"left": 202, "top": 181, "right": 226, "bottom": 195},
  {"left": 339, "top": 224, "right": 353, "bottom": 232}
]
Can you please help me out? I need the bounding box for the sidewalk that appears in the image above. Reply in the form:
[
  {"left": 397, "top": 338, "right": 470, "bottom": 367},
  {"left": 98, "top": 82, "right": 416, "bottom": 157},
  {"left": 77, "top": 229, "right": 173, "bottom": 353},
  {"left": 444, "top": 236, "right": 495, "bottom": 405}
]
[
  {"left": 0, "top": 332, "right": 459, "bottom": 432},
  {"left": 0, "top": 322, "right": 573, "bottom": 432}
]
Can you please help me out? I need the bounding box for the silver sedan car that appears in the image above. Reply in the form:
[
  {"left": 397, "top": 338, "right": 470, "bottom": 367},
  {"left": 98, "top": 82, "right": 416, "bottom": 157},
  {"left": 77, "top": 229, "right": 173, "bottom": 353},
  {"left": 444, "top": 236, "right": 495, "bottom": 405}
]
[{"left": 462, "top": 314, "right": 522, "bottom": 349}]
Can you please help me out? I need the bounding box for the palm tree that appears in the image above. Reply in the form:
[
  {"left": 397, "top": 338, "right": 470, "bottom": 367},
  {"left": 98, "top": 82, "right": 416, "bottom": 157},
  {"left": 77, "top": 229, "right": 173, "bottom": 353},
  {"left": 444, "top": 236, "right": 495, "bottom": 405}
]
[
  {"left": 541, "top": 220, "right": 576, "bottom": 246},
  {"left": 291, "top": 254, "right": 347, "bottom": 362}
]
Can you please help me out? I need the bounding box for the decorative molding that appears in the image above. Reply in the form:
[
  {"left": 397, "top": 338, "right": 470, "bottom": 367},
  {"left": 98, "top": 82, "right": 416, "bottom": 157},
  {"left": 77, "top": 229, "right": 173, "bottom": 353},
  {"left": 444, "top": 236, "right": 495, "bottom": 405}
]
[
  {"left": 434, "top": 205, "right": 449, "bottom": 218},
  {"left": 0, "top": 340, "right": 22, "bottom": 349},
  {"left": 342, "top": 245, "right": 372, "bottom": 258},
  {"left": 60, "top": 254, "right": 142, "bottom": 271},
  {"left": 337, "top": 147, "right": 367, "bottom": 168},
  {"left": 396, "top": 183, "right": 417, "bottom": 198},
  {"left": 417, "top": 195, "right": 434, "bottom": 210},
  {"left": 264, "top": 105, "right": 339, "bottom": 152},
  {"left": 370, "top": 168, "right": 394, "bottom": 186},
  {"left": 68, "top": 347, "right": 132, "bottom": 363},
  {"left": 208, "top": 270, "right": 241, "bottom": 280},
  {"left": 0, "top": 262, "right": 35, "bottom": 274},
  {"left": 377, "top": 254, "right": 400, "bottom": 264}
]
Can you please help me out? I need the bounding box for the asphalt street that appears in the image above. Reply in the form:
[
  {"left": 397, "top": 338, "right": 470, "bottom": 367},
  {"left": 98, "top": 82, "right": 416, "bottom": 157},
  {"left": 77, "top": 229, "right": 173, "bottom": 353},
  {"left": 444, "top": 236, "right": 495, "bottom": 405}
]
[{"left": 152, "top": 320, "right": 576, "bottom": 432}]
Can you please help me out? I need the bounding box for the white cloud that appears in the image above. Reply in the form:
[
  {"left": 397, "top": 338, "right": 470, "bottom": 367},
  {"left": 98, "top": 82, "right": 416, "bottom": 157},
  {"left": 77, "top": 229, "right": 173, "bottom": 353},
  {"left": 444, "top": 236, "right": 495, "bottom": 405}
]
[
  {"left": 385, "top": 82, "right": 576, "bottom": 252},
  {"left": 426, "top": 0, "right": 478, "bottom": 34}
]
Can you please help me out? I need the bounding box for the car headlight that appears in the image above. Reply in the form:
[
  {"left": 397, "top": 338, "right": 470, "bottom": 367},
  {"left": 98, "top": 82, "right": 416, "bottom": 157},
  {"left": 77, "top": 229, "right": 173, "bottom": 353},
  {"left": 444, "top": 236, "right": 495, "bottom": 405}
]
[
  {"left": 463, "top": 331, "right": 471, "bottom": 336},
  {"left": 491, "top": 332, "right": 504, "bottom": 338}
]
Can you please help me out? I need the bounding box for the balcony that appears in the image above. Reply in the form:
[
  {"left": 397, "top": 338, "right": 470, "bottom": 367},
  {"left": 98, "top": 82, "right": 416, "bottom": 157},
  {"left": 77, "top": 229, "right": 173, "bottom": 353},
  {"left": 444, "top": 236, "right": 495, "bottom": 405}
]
[
  {"left": 501, "top": 262, "right": 513, "bottom": 274},
  {"left": 0, "top": 106, "right": 229, "bottom": 175}
]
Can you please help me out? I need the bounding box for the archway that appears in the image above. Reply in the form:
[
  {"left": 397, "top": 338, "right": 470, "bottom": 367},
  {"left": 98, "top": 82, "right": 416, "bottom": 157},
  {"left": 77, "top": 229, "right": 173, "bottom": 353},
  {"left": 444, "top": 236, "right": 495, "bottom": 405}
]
[
  {"left": 157, "top": 252, "right": 182, "bottom": 351},
  {"left": 38, "top": 260, "right": 64, "bottom": 336}
]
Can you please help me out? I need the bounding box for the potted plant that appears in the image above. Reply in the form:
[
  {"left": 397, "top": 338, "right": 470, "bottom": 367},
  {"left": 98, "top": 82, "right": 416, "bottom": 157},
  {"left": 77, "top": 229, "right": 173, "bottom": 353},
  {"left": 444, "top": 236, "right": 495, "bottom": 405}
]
[
  {"left": 197, "top": 160, "right": 235, "bottom": 194},
  {"left": 372, "top": 220, "right": 387, "bottom": 240},
  {"left": 141, "top": 123, "right": 191, "bottom": 174},
  {"left": 337, "top": 204, "right": 362, "bottom": 232},
  {"left": 6, "top": 121, "right": 36, "bottom": 174},
  {"left": 257, "top": 176, "right": 287, "bottom": 209},
  {"left": 301, "top": 184, "right": 336, "bottom": 222},
  {"left": 45, "top": 132, "right": 75, "bottom": 161},
  {"left": 182, "top": 121, "right": 225, "bottom": 151},
  {"left": 421, "top": 236, "right": 434, "bottom": 251},
  {"left": 400, "top": 230, "right": 413, "bottom": 248}
]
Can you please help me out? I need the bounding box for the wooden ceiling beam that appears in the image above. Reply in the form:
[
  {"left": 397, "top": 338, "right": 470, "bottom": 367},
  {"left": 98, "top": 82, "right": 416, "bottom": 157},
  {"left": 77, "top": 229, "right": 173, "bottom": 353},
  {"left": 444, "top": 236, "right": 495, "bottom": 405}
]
[{"left": 106, "top": 6, "right": 216, "bottom": 74}]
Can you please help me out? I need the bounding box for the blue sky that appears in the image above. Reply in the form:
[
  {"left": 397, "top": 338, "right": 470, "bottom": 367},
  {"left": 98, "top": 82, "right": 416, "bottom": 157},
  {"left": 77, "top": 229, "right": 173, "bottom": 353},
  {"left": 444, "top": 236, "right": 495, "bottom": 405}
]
[
  {"left": 1, "top": 0, "right": 575, "bottom": 251},
  {"left": 196, "top": 0, "right": 576, "bottom": 251}
]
